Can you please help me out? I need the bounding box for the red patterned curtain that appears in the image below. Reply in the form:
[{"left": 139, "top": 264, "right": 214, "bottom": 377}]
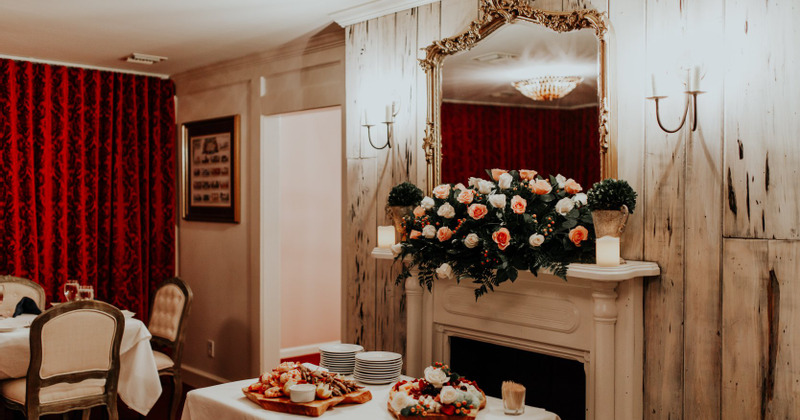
[
  {"left": 0, "top": 58, "right": 176, "bottom": 318},
  {"left": 441, "top": 102, "right": 601, "bottom": 187}
]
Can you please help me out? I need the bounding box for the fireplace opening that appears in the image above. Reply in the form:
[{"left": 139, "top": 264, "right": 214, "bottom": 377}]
[{"left": 449, "top": 336, "right": 586, "bottom": 420}]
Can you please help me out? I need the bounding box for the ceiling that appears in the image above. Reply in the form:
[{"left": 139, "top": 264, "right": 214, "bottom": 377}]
[{"left": 0, "top": 0, "right": 371, "bottom": 77}]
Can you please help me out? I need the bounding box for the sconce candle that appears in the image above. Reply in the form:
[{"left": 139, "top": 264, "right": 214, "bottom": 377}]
[
  {"left": 378, "top": 226, "right": 396, "bottom": 248},
  {"left": 596, "top": 236, "right": 620, "bottom": 267},
  {"left": 689, "top": 66, "right": 700, "bottom": 92},
  {"left": 650, "top": 73, "right": 659, "bottom": 97},
  {"left": 385, "top": 104, "right": 393, "bottom": 122}
]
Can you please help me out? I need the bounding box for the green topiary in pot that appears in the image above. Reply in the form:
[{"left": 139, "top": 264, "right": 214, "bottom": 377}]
[
  {"left": 388, "top": 182, "right": 424, "bottom": 207},
  {"left": 587, "top": 179, "right": 637, "bottom": 238}
]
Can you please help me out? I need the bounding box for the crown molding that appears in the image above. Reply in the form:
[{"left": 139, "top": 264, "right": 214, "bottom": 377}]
[{"left": 331, "top": 0, "right": 438, "bottom": 27}]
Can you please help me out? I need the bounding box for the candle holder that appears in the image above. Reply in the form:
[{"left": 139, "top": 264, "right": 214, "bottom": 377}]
[
  {"left": 646, "top": 91, "right": 704, "bottom": 133},
  {"left": 363, "top": 102, "right": 399, "bottom": 150}
]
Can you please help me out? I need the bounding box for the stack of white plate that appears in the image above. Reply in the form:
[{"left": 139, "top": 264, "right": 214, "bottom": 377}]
[
  {"left": 354, "top": 351, "right": 403, "bottom": 384},
  {"left": 319, "top": 343, "right": 363, "bottom": 374}
]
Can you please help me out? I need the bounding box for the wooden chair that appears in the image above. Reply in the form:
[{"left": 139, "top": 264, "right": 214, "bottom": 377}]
[
  {"left": 0, "top": 276, "right": 45, "bottom": 318},
  {"left": 148, "top": 277, "right": 192, "bottom": 420},
  {"left": 0, "top": 300, "right": 124, "bottom": 420}
]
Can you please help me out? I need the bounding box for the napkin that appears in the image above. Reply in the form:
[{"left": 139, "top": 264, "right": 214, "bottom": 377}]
[{"left": 13, "top": 297, "right": 42, "bottom": 317}]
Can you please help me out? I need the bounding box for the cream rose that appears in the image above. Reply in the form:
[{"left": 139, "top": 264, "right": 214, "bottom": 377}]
[
  {"left": 498, "top": 172, "right": 513, "bottom": 189},
  {"left": 437, "top": 202, "right": 455, "bottom": 219},
  {"left": 421, "top": 196, "right": 435, "bottom": 210},
  {"left": 390, "top": 243, "right": 403, "bottom": 256},
  {"left": 439, "top": 386, "right": 459, "bottom": 405},
  {"left": 556, "top": 174, "right": 567, "bottom": 189},
  {"left": 477, "top": 180, "right": 495, "bottom": 195},
  {"left": 436, "top": 226, "right": 453, "bottom": 242},
  {"left": 424, "top": 366, "right": 450, "bottom": 388},
  {"left": 433, "top": 184, "right": 451, "bottom": 199},
  {"left": 510, "top": 195, "right": 527, "bottom": 214},
  {"left": 422, "top": 224, "right": 436, "bottom": 238},
  {"left": 390, "top": 392, "right": 415, "bottom": 413},
  {"left": 529, "top": 233, "right": 545, "bottom": 247},
  {"left": 435, "top": 263, "right": 453, "bottom": 280},
  {"left": 457, "top": 189, "right": 475, "bottom": 205},
  {"left": 454, "top": 183, "right": 466, "bottom": 191},
  {"left": 468, "top": 177, "right": 483, "bottom": 187},
  {"left": 564, "top": 178, "right": 582, "bottom": 194},
  {"left": 555, "top": 197, "right": 575, "bottom": 215},
  {"left": 467, "top": 204, "right": 488, "bottom": 220},
  {"left": 530, "top": 179, "right": 552, "bottom": 195},
  {"left": 488, "top": 194, "right": 507, "bottom": 209},
  {"left": 573, "top": 193, "right": 588, "bottom": 207},
  {"left": 490, "top": 168, "right": 508, "bottom": 181},
  {"left": 464, "top": 233, "right": 480, "bottom": 249},
  {"left": 413, "top": 206, "right": 426, "bottom": 218}
]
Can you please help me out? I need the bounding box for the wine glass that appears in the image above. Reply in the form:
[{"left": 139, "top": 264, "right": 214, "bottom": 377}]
[
  {"left": 77, "top": 285, "right": 94, "bottom": 301},
  {"left": 63, "top": 280, "right": 80, "bottom": 302}
]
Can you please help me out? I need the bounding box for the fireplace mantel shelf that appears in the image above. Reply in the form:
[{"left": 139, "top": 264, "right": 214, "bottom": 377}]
[{"left": 371, "top": 247, "right": 660, "bottom": 281}]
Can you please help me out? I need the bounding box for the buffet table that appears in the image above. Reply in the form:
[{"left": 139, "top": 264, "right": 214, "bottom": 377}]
[
  {"left": 182, "top": 378, "right": 560, "bottom": 420},
  {"left": 0, "top": 313, "right": 162, "bottom": 415}
]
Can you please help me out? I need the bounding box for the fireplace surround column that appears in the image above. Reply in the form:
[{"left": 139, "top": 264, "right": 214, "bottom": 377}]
[{"left": 592, "top": 281, "right": 619, "bottom": 420}]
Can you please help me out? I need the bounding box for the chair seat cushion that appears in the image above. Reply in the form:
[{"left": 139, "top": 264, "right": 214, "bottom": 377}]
[
  {"left": 153, "top": 350, "right": 175, "bottom": 371},
  {"left": 1, "top": 377, "right": 106, "bottom": 404}
]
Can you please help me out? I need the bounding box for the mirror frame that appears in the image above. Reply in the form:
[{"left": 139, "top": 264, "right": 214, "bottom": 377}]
[{"left": 420, "top": 0, "right": 611, "bottom": 192}]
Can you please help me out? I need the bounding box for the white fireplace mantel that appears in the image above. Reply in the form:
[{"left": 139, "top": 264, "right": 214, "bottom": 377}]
[{"left": 372, "top": 247, "right": 660, "bottom": 420}]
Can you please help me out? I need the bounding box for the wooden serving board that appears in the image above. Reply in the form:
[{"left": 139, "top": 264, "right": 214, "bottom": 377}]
[
  {"left": 243, "top": 388, "right": 372, "bottom": 417},
  {"left": 387, "top": 390, "right": 486, "bottom": 420}
]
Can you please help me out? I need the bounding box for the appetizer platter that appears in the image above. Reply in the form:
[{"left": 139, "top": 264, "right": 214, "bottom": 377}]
[
  {"left": 243, "top": 362, "right": 372, "bottom": 417},
  {"left": 388, "top": 363, "right": 486, "bottom": 420}
]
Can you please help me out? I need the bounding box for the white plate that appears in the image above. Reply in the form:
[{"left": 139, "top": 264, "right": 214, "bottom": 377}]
[
  {"left": 355, "top": 351, "right": 402, "bottom": 362},
  {"left": 355, "top": 360, "right": 403, "bottom": 367},
  {"left": 354, "top": 372, "right": 402, "bottom": 379},
  {"left": 354, "top": 375, "right": 400, "bottom": 385},
  {"left": 319, "top": 343, "right": 364, "bottom": 353}
]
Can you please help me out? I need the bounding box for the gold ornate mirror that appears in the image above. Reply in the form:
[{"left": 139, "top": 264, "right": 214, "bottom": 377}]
[{"left": 421, "top": 0, "right": 611, "bottom": 192}]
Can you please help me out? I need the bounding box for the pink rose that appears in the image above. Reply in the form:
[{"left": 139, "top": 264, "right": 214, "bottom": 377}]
[
  {"left": 564, "top": 179, "right": 582, "bottom": 194},
  {"left": 410, "top": 230, "right": 422, "bottom": 239},
  {"left": 569, "top": 226, "right": 589, "bottom": 247},
  {"left": 457, "top": 189, "right": 475, "bottom": 205},
  {"left": 510, "top": 195, "right": 527, "bottom": 214},
  {"left": 437, "top": 226, "right": 453, "bottom": 242},
  {"left": 530, "top": 179, "right": 552, "bottom": 195},
  {"left": 433, "top": 184, "right": 451, "bottom": 199},
  {"left": 490, "top": 169, "right": 508, "bottom": 181},
  {"left": 519, "top": 169, "right": 538, "bottom": 181},
  {"left": 467, "top": 204, "right": 488, "bottom": 220},
  {"left": 492, "top": 227, "right": 511, "bottom": 251},
  {"left": 413, "top": 206, "right": 426, "bottom": 218}
]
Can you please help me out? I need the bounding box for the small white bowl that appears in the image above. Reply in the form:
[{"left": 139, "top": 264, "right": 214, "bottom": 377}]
[{"left": 289, "top": 384, "right": 316, "bottom": 403}]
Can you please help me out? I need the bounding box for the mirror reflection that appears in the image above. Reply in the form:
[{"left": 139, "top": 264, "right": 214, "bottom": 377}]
[{"left": 440, "top": 22, "right": 601, "bottom": 187}]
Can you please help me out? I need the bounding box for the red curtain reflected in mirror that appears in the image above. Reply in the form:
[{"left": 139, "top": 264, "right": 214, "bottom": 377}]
[{"left": 440, "top": 102, "right": 600, "bottom": 187}]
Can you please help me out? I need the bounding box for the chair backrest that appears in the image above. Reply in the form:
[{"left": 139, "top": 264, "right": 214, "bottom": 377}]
[
  {"left": 148, "top": 277, "right": 192, "bottom": 365},
  {"left": 0, "top": 276, "right": 45, "bottom": 317},
  {"left": 26, "top": 300, "right": 124, "bottom": 410}
]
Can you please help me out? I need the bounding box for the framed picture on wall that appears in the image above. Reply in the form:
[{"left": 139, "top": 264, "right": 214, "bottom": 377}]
[{"left": 181, "top": 115, "right": 240, "bottom": 223}]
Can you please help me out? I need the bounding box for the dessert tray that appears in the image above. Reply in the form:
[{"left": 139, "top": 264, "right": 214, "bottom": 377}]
[
  {"left": 388, "top": 363, "right": 486, "bottom": 420},
  {"left": 243, "top": 362, "right": 372, "bottom": 417}
]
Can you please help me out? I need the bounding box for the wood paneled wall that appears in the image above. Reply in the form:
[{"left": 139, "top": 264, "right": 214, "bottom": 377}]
[{"left": 343, "top": 0, "right": 800, "bottom": 418}]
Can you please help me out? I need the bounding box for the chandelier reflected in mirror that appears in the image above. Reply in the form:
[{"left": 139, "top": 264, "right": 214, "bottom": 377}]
[{"left": 512, "top": 76, "right": 584, "bottom": 101}]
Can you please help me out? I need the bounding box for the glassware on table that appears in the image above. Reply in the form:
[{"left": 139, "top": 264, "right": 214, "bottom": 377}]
[
  {"left": 63, "top": 280, "right": 80, "bottom": 302},
  {"left": 77, "top": 285, "right": 94, "bottom": 301},
  {"left": 501, "top": 380, "right": 526, "bottom": 415}
]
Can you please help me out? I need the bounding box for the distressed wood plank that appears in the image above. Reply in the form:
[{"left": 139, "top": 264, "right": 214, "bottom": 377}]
[
  {"left": 345, "top": 22, "right": 368, "bottom": 160},
  {"left": 642, "top": 1, "right": 687, "bottom": 418},
  {"left": 561, "top": 0, "right": 593, "bottom": 11},
  {"left": 723, "top": 0, "right": 800, "bottom": 239},
  {"left": 441, "top": 0, "right": 478, "bottom": 38}
]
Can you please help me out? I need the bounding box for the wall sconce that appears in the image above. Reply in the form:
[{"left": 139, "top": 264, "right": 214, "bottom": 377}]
[
  {"left": 362, "top": 102, "right": 399, "bottom": 150},
  {"left": 647, "top": 66, "right": 704, "bottom": 133}
]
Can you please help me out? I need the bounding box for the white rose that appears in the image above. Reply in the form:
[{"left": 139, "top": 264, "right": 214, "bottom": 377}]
[
  {"left": 424, "top": 366, "right": 449, "bottom": 388},
  {"left": 555, "top": 197, "right": 575, "bottom": 215},
  {"left": 437, "top": 202, "right": 455, "bottom": 219},
  {"left": 573, "top": 192, "right": 588, "bottom": 207},
  {"left": 390, "top": 243, "right": 403, "bottom": 256},
  {"left": 422, "top": 224, "right": 436, "bottom": 238},
  {"left": 439, "top": 386, "right": 459, "bottom": 405},
  {"left": 468, "top": 177, "right": 484, "bottom": 187},
  {"left": 556, "top": 174, "right": 567, "bottom": 189},
  {"left": 464, "top": 384, "right": 484, "bottom": 406},
  {"left": 390, "top": 392, "right": 415, "bottom": 413},
  {"left": 477, "top": 180, "right": 495, "bottom": 195},
  {"left": 529, "top": 233, "right": 545, "bottom": 247},
  {"left": 464, "top": 233, "right": 480, "bottom": 248},
  {"left": 488, "top": 194, "right": 506, "bottom": 209},
  {"left": 454, "top": 183, "right": 466, "bottom": 191},
  {"left": 421, "top": 196, "right": 435, "bottom": 210},
  {"left": 436, "top": 263, "right": 453, "bottom": 280},
  {"left": 498, "top": 172, "right": 513, "bottom": 189}
]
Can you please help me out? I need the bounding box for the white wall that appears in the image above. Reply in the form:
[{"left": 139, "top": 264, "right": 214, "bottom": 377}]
[{"left": 276, "top": 107, "right": 342, "bottom": 350}]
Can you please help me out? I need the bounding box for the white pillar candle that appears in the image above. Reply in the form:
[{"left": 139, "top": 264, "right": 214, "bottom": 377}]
[
  {"left": 378, "top": 226, "right": 395, "bottom": 248},
  {"left": 689, "top": 66, "right": 700, "bottom": 92},
  {"left": 650, "top": 73, "right": 659, "bottom": 97},
  {"left": 596, "top": 236, "right": 620, "bottom": 267},
  {"left": 385, "top": 104, "right": 393, "bottom": 122}
]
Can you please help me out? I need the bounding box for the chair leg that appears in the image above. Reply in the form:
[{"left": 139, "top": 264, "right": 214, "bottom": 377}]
[
  {"left": 169, "top": 373, "right": 182, "bottom": 420},
  {"left": 107, "top": 399, "right": 119, "bottom": 420},
  {"left": 81, "top": 408, "right": 90, "bottom": 420}
]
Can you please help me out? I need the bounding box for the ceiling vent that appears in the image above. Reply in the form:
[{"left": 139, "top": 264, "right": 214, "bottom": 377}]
[
  {"left": 472, "top": 52, "right": 518, "bottom": 64},
  {"left": 125, "top": 53, "right": 168, "bottom": 65}
]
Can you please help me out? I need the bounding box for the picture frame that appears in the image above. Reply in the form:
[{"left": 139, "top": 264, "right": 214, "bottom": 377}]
[{"left": 181, "top": 115, "right": 240, "bottom": 223}]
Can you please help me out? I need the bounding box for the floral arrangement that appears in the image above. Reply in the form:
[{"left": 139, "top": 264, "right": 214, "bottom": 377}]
[
  {"left": 587, "top": 178, "right": 637, "bottom": 213},
  {"left": 389, "top": 181, "right": 425, "bottom": 207},
  {"left": 391, "top": 169, "right": 595, "bottom": 298},
  {"left": 388, "top": 362, "right": 485, "bottom": 417}
]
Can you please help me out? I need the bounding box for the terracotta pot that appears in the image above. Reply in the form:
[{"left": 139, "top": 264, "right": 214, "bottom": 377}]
[
  {"left": 386, "top": 205, "right": 415, "bottom": 241},
  {"left": 591, "top": 205, "right": 630, "bottom": 238}
]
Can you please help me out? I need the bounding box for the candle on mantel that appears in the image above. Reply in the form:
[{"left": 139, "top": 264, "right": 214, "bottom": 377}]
[
  {"left": 596, "top": 236, "right": 620, "bottom": 267},
  {"left": 377, "top": 226, "right": 395, "bottom": 249}
]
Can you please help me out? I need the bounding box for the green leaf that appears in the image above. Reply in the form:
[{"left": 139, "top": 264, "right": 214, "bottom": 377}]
[{"left": 562, "top": 218, "right": 578, "bottom": 229}]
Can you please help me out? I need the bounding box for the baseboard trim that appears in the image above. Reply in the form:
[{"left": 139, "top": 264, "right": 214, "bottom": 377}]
[
  {"left": 280, "top": 340, "right": 339, "bottom": 359},
  {"left": 181, "top": 365, "right": 230, "bottom": 389}
]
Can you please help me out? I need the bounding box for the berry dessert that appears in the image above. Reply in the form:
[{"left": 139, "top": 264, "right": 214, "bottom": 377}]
[{"left": 388, "top": 363, "right": 486, "bottom": 419}]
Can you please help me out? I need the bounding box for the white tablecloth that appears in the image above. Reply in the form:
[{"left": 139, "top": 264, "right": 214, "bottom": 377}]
[
  {"left": 0, "top": 314, "right": 162, "bottom": 415},
  {"left": 182, "top": 378, "right": 560, "bottom": 420}
]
